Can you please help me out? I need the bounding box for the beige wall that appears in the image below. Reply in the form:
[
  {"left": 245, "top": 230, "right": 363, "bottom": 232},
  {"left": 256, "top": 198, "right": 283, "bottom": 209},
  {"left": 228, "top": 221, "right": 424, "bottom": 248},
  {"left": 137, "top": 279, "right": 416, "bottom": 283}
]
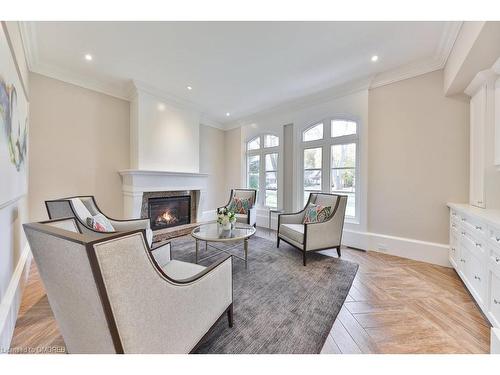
[
  {"left": 368, "top": 70, "right": 469, "bottom": 244},
  {"left": 28, "top": 73, "right": 130, "bottom": 221},
  {"left": 199, "top": 124, "right": 227, "bottom": 211},
  {"left": 224, "top": 127, "right": 245, "bottom": 197}
]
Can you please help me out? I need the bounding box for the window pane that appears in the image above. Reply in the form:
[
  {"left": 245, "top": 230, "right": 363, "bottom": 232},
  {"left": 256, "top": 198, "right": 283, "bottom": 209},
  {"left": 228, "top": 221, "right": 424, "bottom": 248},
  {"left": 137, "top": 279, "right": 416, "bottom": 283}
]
[
  {"left": 331, "top": 168, "right": 355, "bottom": 192},
  {"left": 265, "top": 190, "right": 277, "bottom": 208},
  {"left": 304, "top": 148, "right": 322, "bottom": 169},
  {"left": 331, "top": 120, "right": 357, "bottom": 138},
  {"left": 247, "top": 137, "right": 260, "bottom": 150},
  {"left": 265, "top": 153, "right": 278, "bottom": 171},
  {"left": 344, "top": 192, "right": 356, "bottom": 218},
  {"left": 264, "top": 134, "right": 279, "bottom": 148},
  {"left": 248, "top": 174, "right": 259, "bottom": 189},
  {"left": 304, "top": 191, "right": 311, "bottom": 206},
  {"left": 304, "top": 170, "right": 321, "bottom": 190},
  {"left": 265, "top": 172, "right": 277, "bottom": 189},
  {"left": 303, "top": 123, "right": 323, "bottom": 141},
  {"left": 248, "top": 155, "right": 260, "bottom": 173},
  {"left": 331, "top": 143, "right": 356, "bottom": 168}
]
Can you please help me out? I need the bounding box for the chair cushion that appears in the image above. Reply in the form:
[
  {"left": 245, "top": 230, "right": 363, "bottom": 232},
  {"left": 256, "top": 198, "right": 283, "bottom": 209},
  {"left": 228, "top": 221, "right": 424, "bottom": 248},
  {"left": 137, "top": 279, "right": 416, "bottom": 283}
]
[
  {"left": 280, "top": 223, "right": 305, "bottom": 244},
  {"left": 303, "top": 203, "right": 332, "bottom": 224},
  {"left": 161, "top": 260, "right": 206, "bottom": 280},
  {"left": 70, "top": 198, "right": 93, "bottom": 222},
  {"left": 86, "top": 213, "right": 115, "bottom": 232},
  {"left": 235, "top": 213, "right": 248, "bottom": 223}
]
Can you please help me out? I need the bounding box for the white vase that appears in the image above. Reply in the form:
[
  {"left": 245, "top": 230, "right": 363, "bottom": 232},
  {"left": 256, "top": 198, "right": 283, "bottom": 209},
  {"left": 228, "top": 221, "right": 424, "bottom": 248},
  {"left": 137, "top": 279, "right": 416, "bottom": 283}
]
[{"left": 223, "top": 222, "right": 232, "bottom": 230}]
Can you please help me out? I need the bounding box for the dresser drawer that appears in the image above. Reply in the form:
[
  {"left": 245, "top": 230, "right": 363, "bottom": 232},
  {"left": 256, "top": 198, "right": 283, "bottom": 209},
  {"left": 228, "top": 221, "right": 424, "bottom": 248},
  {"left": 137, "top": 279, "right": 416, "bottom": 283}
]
[
  {"left": 465, "top": 250, "right": 486, "bottom": 305},
  {"left": 490, "top": 246, "right": 500, "bottom": 276},
  {"left": 462, "top": 214, "right": 487, "bottom": 238},
  {"left": 489, "top": 226, "right": 500, "bottom": 249},
  {"left": 449, "top": 233, "right": 459, "bottom": 265},
  {"left": 460, "top": 226, "right": 486, "bottom": 258},
  {"left": 489, "top": 273, "right": 500, "bottom": 327}
]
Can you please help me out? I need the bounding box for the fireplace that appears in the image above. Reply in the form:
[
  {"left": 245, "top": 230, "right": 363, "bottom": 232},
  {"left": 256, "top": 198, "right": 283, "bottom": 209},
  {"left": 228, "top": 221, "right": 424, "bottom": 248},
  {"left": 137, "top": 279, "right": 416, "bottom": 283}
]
[{"left": 148, "top": 196, "right": 191, "bottom": 231}]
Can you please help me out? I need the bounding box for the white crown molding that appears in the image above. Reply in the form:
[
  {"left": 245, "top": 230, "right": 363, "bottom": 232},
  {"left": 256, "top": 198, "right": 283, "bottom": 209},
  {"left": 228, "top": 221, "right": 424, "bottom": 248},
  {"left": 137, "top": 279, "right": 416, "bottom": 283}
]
[
  {"left": 464, "top": 57, "right": 500, "bottom": 97},
  {"left": 20, "top": 21, "right": 462, "bottom": 131}
]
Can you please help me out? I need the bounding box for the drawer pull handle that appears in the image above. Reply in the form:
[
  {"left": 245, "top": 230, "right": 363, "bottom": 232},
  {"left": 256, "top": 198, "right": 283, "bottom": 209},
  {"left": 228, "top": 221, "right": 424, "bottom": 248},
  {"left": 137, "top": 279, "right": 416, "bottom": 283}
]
[
  {"left": 496, "top": 237, "right": 500, "bottom": 242},
  {"left": 475, "top": 226, "right": 482, "bottom": 230},
  {"left": 460, "top": 259, "right": 465, "bottom": 263},
  {"left": 495, "top": 299, "right": 499, "bottom": 305},
  {"left": 475, "top": 243, "right": 482, "bottom": 248},
  {"left": 461, "top": 231, "right": 466, "bottom": 235},
  {"left": 462, "top": 218, "right": 466, "bottom": 222},
  {"left": 496, "top": 257, "right": 500, "bottom": 263},
  {"left": 452, "top": 224, "right": 456, "bottom": 228},
  {"left": 474, "top": 275, "right": 481, "bottom": 281}
]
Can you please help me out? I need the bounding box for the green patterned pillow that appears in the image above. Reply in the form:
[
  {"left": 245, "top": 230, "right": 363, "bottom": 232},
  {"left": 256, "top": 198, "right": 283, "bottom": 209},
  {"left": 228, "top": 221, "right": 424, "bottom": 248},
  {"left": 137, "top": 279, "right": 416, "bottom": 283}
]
[
  {"left": 228, "top": 197, "right": 252, "bottom": 214},
  {"left": 303, "top": 203, "right": 332, "bottom": 224}
]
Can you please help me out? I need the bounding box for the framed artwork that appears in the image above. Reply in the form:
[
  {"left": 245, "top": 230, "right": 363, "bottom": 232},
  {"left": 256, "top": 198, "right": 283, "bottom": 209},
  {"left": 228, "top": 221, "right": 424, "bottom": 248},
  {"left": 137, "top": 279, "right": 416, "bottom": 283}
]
[{"left": 0, "top": 23, "right": 29, "bottom": 206}]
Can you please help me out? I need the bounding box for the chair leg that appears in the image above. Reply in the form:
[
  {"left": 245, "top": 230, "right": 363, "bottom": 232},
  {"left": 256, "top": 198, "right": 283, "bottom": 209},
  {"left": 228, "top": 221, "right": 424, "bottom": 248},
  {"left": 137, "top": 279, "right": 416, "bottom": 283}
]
[
  {"left": 227, "top": 304, "right": 234, "bottom": 328},
  {"left": 337, "top": 246, "right": 341, "bottom": 257},
  {"left": 277, "top": 237, "right": 280, "bottom": 248},
  {"left": 303, "top": 250, "right": 307, "bottom": 266}
]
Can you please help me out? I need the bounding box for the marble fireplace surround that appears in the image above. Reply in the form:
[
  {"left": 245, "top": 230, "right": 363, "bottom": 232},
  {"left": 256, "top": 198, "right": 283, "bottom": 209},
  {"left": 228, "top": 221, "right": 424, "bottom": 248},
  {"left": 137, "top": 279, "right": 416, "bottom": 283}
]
[{"left": 118, "top": 169, "right": 210, "bottom": 222}]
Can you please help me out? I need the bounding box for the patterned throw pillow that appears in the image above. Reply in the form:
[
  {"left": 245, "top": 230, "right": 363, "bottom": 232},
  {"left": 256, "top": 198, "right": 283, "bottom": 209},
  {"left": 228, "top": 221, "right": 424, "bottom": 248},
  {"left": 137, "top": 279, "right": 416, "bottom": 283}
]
[
  {"left": 303, "top": 203, "right": 332, "bottom": 224},
  {"left": 228, "top": 197, "right": 253, "bottom": 214},
  {"left": 86, "top": 213, "right": 115, "bottom": 232}
]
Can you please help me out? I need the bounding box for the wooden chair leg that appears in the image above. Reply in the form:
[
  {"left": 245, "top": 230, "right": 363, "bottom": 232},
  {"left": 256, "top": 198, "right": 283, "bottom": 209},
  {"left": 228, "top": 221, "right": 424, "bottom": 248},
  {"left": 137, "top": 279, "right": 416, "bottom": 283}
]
[
  {"left": 227, "top": 304, "right": 233, "bottom": 328},
  {"left": 277, "top": 237, "right": 280, "bottom": 248},
  {"left": 337, "top": 246, "right": 341, "bottom": 257},
  {"left": 303, "top": 250, "right": 307, "bottom": 266}
]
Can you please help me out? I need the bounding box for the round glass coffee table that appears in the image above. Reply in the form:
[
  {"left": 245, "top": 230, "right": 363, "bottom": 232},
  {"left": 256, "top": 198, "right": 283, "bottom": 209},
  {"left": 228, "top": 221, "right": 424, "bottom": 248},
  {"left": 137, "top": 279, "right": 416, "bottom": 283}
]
[{"left": 191, "top": 223, "right": 256, "bottom": 268}]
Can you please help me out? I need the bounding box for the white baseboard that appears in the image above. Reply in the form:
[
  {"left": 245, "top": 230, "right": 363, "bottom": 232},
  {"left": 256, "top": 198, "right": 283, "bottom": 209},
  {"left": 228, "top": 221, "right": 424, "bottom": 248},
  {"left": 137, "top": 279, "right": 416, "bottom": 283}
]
[
  {"left": 343, "top": 229, "right": 451, "bottom": 267},
  {"left": 0, "top": 243, "right": 31, "bottom": 352},
  {"left": 256, "top": 213, "right": 450, "bottom": 267}
]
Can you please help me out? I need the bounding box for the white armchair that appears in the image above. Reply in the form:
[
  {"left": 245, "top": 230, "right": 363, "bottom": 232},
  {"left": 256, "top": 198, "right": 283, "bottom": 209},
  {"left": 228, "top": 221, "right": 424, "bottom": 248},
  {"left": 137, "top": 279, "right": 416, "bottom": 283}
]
[
  {"left": 218, "top": 189, "right": 257, "bottom": 227},
  {"left": 23, "top": 218, "right": 233, "bottom": 353},
  {"left": 45, "top": 195, "right": 154, "bottom": 246},
  {"left": 277, "top": 193, "right": 348, "bottom": 266}
]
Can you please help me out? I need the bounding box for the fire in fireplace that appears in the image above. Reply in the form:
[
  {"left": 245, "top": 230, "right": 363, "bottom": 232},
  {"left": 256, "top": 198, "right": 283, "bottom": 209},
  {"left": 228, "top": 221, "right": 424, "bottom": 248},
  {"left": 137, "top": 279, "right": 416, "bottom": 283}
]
[{"left": 148, "top": 196, "right": 191, "bottom": 231}]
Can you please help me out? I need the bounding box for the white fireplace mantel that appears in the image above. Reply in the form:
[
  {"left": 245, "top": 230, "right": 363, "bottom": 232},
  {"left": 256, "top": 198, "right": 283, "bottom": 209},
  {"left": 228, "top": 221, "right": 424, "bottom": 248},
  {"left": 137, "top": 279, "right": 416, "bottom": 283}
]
[{"left": 118, "top": 169, "right": 209, "bottom": 220}]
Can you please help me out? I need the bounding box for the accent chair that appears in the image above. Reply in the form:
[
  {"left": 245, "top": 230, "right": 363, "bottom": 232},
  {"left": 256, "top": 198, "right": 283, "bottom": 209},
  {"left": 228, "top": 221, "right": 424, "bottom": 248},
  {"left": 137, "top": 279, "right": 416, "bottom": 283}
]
[
  {"left": 277, "top": 193, "right": 348, "bottom": 266},
  {"left": 218, "top": 189, "right": 257, "bottom": 227},
  {"left": 23, "top": 217, "right": 233, "bottom": 353},
  {"left": 45, "top": 195, "right": 154, "bottom": 246}
]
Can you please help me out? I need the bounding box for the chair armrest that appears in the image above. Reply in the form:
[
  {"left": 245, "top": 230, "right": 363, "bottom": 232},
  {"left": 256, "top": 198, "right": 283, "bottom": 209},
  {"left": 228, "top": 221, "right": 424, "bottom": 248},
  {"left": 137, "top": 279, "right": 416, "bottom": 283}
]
[
  {"left": 278, "top": 211, "right": 305, "bottom": 226},
  {"left": 109, "top": 218, "right": 150, "bottom": 232},
  {"left": 151, "top": 241, "right": 171, "bottom": 267},
  {"left": 304, "top": 214, "right": 344, "bottom": 251}
]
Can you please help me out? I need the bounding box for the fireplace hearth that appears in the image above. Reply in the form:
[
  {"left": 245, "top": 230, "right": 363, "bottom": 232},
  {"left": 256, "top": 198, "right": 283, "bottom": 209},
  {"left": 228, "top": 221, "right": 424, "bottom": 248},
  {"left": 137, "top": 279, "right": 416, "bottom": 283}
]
[{"left": 148, "top": 196, "right": 191, "bottom": 231}]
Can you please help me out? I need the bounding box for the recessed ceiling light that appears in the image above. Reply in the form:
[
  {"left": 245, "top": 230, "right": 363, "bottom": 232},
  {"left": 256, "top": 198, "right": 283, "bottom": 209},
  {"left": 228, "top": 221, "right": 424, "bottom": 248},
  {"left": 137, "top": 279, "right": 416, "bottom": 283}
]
[
  {"left": 187, "top": 86, "right": 193, "bottom": 90},
  {"left": 371, "top": 55, "right": 379, "bottom": 62},
  {"left": 226, "top": 112, "right": 230, "bottom": 117},
  {"left": 157, "top": 103, "right": 166, "bottom": 112},
  {"left": 84, "top": 54, "right": 93, "bottom": 61}
]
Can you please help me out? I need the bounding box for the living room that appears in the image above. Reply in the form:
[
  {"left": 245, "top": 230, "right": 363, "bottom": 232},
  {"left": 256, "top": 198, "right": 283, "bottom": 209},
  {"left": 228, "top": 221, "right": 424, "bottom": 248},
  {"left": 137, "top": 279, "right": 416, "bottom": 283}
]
[{"left": 1, "top": 0, "right": 500, "bottom": 371}]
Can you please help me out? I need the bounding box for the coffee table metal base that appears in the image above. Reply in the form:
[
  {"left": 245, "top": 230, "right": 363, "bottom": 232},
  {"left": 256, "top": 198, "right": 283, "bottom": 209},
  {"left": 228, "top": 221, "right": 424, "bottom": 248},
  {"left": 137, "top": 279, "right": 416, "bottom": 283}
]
[{"left": 195, "top": 238, "right": 249, "bottom": 269}]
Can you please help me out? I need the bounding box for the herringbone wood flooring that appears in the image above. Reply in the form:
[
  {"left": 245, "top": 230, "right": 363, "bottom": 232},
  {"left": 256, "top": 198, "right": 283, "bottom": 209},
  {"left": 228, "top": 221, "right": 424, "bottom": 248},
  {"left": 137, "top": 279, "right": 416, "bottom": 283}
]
[{"left": 10, "top": 229, "right": 490, "bottom": 354}]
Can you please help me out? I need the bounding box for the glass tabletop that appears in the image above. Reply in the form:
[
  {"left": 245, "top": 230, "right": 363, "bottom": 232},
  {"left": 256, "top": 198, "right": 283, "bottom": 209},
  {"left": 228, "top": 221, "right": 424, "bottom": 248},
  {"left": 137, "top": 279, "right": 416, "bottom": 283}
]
[{"left": 191, "top": 223, "right": 256, "bottom": 242}]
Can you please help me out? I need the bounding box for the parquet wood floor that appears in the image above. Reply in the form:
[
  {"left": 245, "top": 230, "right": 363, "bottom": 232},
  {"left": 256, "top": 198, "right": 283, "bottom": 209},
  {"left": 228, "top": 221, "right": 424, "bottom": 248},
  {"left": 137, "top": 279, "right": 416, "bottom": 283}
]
[{"left": 9, "top": 229, "right": 490, "bottom": 354}]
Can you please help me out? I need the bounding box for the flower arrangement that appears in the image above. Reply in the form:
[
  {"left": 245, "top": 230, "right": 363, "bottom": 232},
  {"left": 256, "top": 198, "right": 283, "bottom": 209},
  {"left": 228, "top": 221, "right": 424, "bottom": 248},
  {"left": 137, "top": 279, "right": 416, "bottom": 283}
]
[{"left": 217, "top": 207, "right": 236, "bottom": 230}]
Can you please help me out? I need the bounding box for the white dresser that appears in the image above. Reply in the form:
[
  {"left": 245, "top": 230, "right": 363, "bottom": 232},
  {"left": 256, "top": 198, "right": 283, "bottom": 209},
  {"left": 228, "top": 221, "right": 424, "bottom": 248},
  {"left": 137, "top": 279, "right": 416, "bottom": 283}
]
[{"left": 448, "top": 203, "right": 500, "bottom": 336}]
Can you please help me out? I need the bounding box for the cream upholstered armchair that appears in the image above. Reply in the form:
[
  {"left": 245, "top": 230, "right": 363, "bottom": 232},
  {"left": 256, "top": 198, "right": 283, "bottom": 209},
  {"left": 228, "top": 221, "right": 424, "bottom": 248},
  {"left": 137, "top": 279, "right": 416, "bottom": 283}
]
[
  {"left": 277, "top": 193, "right": 348, "bottom": 266},
  {"left": 23, "top": 217, "right": 233, "bottom": 354},
  {"left": 218, "top": 189, "right": 257, "bottom": 227},
  {"left": 45, "top": 195, "right": 154, "bottom": 246}
]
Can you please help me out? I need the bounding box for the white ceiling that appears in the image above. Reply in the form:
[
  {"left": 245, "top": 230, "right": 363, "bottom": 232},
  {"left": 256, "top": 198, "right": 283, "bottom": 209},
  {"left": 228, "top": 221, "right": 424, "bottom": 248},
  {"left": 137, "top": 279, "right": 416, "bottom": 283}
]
[{"left": 22, "top": 21, "right": 461, "bottom": 125}]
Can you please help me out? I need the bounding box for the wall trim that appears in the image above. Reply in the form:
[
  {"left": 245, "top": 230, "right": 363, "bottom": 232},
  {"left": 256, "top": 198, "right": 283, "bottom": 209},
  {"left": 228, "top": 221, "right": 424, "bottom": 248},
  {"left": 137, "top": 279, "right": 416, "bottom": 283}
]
[
  {"left": 0, "top": 194, "right": 26, "bottom": 210},
  {"left": 343, "top": 229, "right": 451, "bottom": 268},
  {"left": 0, "top": 243, "right": 31, "bottom": 351}
]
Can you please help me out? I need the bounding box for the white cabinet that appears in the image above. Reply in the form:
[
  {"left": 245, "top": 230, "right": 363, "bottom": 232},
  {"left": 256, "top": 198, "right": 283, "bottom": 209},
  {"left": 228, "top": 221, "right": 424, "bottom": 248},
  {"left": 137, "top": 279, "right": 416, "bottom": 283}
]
[{"left": 448, "top": 203, "right": 500, "bottom": 352}]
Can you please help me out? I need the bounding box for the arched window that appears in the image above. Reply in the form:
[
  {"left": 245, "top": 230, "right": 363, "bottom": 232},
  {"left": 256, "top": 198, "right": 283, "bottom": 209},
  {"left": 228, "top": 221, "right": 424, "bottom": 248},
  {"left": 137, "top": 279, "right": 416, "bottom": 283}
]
[
  {"left": 302, "top": 118, "right": 359, "bottom": 220},
  {"left": 246, "top": 134, "right": 279, "bottom": 208}
]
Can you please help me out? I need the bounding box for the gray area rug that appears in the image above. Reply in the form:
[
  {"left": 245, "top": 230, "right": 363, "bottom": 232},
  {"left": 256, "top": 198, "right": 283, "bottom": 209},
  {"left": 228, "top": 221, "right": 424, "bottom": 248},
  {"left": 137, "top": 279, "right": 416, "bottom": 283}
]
[{"left": 171, "top": 234, "right": 358, "bottom": 354}]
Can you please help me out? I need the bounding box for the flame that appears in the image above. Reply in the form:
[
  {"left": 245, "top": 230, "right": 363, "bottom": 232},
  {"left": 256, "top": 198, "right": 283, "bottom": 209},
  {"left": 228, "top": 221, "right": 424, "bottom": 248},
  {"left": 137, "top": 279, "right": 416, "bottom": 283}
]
[{"left": 156, "top": 209, "right": 179, "bottom": 225}]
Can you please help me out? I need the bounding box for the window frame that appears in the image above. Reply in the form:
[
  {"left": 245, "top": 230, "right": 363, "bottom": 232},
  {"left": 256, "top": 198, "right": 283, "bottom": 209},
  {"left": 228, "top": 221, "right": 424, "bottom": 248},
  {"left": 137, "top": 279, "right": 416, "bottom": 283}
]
[
  {"left": 300, "top": 117, "right": 360, "bottom": 222},
  {"left": 246, "top": 134, "right": 280, "bottom": 209}
]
